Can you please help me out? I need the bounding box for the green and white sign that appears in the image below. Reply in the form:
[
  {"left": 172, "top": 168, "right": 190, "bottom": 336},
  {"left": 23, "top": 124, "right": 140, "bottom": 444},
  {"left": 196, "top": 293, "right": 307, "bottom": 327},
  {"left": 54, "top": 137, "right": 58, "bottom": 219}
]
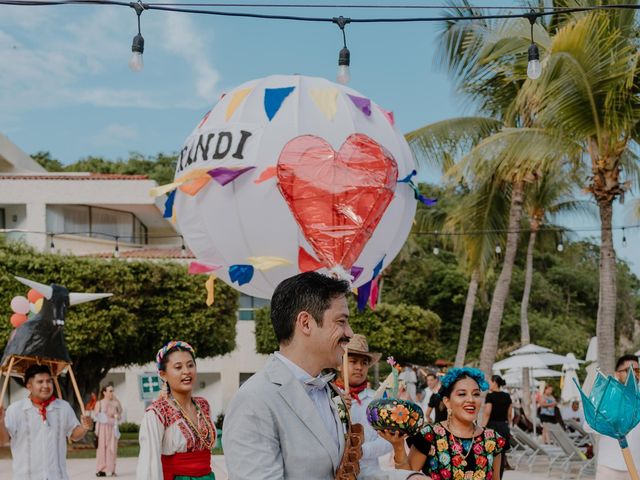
[{"left": 139, "top": 373, "right": 161, "bottom": 400}]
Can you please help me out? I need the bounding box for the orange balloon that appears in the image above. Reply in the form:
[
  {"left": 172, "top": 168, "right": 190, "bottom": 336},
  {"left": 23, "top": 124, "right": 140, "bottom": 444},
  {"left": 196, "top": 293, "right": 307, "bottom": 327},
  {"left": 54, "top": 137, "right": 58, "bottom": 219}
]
[
  {"left": 10, "top": 313, "right": 28, "bottom": 328},
  {"left": 27, "top": 289, "right": 45, "bottom": 303}
]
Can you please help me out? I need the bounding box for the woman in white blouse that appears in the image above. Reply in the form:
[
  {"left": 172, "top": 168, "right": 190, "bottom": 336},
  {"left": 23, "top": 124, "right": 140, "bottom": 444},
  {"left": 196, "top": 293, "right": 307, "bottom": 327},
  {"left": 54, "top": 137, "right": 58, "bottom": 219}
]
[{"left": 136, "top": 341, "right": 216, "bottom": 480}]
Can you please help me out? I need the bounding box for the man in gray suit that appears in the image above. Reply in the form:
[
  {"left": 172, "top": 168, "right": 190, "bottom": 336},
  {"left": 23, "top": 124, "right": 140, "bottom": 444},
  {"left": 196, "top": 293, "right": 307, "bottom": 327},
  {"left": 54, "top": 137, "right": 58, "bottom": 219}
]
[{"left": 223, "top": 272, "right": 426, "bottom": 480}]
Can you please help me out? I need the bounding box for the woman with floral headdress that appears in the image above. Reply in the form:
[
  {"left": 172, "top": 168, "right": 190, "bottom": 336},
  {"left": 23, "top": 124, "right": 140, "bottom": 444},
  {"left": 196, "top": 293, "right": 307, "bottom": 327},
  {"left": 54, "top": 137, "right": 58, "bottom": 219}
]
[
  {"left": 136, "top": 341, "right": 217, "bottom": 480},
  {"left": 381, "top": 368, "right": 506, "bottom": 480}
]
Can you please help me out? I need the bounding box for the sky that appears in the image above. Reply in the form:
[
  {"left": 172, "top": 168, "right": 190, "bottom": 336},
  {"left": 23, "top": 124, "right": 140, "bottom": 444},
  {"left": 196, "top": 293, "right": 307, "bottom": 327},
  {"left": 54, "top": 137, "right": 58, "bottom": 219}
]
[{"left": 1, "top": 1, "right": 639, "bottom": 274}]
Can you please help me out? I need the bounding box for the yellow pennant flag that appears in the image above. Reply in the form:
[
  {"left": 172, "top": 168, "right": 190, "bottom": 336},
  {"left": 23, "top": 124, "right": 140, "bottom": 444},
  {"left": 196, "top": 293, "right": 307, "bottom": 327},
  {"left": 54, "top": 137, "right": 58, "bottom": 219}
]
[
  {"left": 226, "top": 88, "right": 253, "bottom": 121},
  {"left": 309, "top": 88, "right": 338, "bottom": 120},
  {"left": 205, "top": 274, "right": 216, "bottom": 306},
  {"left": 248, "top": 256, "right": 291, "bottom": 271}
]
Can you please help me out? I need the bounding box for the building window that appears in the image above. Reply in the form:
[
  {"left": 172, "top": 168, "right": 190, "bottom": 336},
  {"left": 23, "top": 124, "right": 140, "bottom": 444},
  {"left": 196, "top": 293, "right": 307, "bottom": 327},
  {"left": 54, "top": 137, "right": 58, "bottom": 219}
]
[
  {"left": 239, "top": 372, "right": 255, "bottom": 387},
  {"left": 0, "top": 208, "right": 5, "bottom": 229},
  {"left": 238, "top": 294, "right": 270, "bottom": 321},
  {"left": 46, "top": 205, "right": 148, "bottom": 244}
]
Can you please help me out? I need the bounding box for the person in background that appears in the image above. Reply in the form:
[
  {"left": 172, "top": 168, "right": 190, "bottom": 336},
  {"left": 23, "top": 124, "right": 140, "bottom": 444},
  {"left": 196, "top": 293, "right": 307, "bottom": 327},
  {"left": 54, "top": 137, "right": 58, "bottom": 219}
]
[
  {"left": 421, "top": 372, "right": 438, "bottom": 422},
  {"left": 425, "top": 373, "right": 447, "bottom": 424},
  {"left": 94, "top": 384, "right": 123, "bottom": 477},
  {"left": 0, "top": 364, "right": 93, "bottom": 480},
  {"left": 399, "top": 365, "right": 418, "bottom": 402},
  {"left": 333, "top": 334, "right": 393, "bottom": 476},
  {"left": 137, "top": 341, "right": 217, "bottom": 480},
  {"left": 588, "top": 354, "right": 640, "bottom": 480},
  {"left": 561, "top": 400, "right": 585, "bottom": 425},
  {"left": 537, "top": 384, "right": 557, "bottom": 444},
  {"left": 482, "top": 375, "right": 513, "bottom": 477}
]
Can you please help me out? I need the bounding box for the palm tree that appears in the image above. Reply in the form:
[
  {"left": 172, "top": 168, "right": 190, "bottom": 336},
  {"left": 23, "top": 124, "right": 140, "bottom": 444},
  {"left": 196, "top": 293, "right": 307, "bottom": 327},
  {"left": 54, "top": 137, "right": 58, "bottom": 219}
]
[{"left": 520, "top": 5, "right": 640, "bottom": 373}]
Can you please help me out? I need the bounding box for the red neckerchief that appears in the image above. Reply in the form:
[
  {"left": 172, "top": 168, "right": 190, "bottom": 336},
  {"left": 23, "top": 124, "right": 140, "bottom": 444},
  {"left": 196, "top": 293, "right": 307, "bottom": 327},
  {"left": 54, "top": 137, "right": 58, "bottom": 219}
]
[
  {"left": 334, "top": 379, "right": 368, "bottom": 405},
  {"left": 30, "top": 395, "right": 57, "bottom": 423}
]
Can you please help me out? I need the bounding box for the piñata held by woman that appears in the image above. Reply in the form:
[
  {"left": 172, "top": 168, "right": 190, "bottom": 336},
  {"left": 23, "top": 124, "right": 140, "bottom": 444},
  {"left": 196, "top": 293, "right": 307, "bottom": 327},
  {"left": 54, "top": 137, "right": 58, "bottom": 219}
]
[
  {"left": 381, "top": 368, "right": 506, "bottom": 480},
  {"left": 137, "top": 341, "right": 217, "bottom": 480}
]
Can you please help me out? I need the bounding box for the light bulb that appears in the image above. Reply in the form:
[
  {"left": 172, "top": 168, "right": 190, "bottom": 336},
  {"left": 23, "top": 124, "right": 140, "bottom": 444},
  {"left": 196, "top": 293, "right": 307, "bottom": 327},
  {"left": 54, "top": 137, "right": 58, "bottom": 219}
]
[
  {"left": 495, "top": 245, "right": 502, "bottom": 254},
  {"left": 527, "top": 43, "right": 541, "bottom": 80},
  {"left": 337, "top": 46, "right": 350, "bottom": 85},
  {"left": 557, "top": 243, "right": 564, "bottom": 252},
  {"left": 433, "top": 247, "right": 440, "bottom": 255},
  {"left": 129, "top": 33, "right": 144, "bottom": 72},
  {"left": 623, "top": 236, "right": 627, "bottom": 247},
  {"left": 337, "top": 65, "right": 351, "bottom": 85}
]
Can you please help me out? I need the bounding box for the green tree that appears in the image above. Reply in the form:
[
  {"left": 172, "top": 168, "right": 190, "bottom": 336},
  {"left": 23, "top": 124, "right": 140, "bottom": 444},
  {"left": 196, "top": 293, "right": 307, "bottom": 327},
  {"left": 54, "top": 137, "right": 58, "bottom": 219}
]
[
  {"left": 32, "top": 151, "right": 65, "bottom": 172},
  {"left": 0, "top": 242, "right": 238, "bottom": 409},
  {"left": 520, "top": 6, "right": 640, "bottom": 373}
]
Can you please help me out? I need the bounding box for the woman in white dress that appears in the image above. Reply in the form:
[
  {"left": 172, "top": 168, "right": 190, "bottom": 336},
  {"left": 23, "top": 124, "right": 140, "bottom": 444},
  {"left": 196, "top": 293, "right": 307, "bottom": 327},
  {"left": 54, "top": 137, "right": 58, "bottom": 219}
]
[{"left": 136, "top": 341, "right": 216, "bottom": 480}]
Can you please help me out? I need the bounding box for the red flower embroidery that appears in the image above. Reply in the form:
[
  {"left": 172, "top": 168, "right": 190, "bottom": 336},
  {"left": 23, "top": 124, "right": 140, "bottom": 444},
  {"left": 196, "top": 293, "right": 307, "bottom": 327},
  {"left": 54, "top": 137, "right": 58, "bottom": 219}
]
[
  {"left": 472, "top": 442, "right": 484, "bottom": 455},
  {"left": 451, "top": 455, "right": 465, "bottom": 467},
  {"left": 496, "top": 436, "right": 506, "bottom": 448},
  {"left": 425, "top": 432, "right": 435, "bottom": 442},
  {"left": 476, "top": 455, "right": 488, "bottom": 468},
  {"left": 440, "top": 468, "right": 452, "bottom": 479}
]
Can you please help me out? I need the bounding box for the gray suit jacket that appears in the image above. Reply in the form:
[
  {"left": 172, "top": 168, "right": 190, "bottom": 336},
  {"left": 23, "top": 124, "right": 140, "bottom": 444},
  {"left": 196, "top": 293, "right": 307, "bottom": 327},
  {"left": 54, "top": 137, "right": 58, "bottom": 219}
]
[{"left": 223, "top": 355, "right": 419, "bottom": 480}]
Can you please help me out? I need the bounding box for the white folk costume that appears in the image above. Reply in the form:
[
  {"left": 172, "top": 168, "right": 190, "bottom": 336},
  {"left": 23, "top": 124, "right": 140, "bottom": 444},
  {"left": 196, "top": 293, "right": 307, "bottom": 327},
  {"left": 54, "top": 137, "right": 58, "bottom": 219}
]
[
  {"left": 4, "top": 396, "right": 79, "bottom": 480},
  {"left": 137, "top": 396, "right": 216, "bottom": 480}
]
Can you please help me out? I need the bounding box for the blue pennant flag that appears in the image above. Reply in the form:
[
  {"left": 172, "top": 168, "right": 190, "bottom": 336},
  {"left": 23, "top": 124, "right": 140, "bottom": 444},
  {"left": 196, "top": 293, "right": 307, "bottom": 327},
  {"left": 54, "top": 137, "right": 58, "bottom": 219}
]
[
  {"left": 398, "top": 170, "right": 417, "bottom": 183},
  {"left": 264, "top": 87, "right": 295, "bottom": 121},
  {"left": 229, "top": 264, "right": 255, "bottom": 286},
  {"left": 372, "top": 256, "right": 385, "bottom": 279},
  {"left": 163, "top": 190, "right": 176, "bottom": 218},
  {"left": 418, "top": 194, "right": 438, "bottom": 206},
  {"left": 357, "top": 282, "right": 372, "bottom": 312}
]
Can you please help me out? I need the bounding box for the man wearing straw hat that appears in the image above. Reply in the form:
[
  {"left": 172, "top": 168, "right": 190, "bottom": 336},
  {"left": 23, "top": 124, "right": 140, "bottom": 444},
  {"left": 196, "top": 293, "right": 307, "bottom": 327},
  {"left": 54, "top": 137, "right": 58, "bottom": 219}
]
[
  {"left": 0, "top": 364, "right": 93, "bottom": 480},
  {"left": 334, "top": 334, "right": 394, "bottom": 476}
]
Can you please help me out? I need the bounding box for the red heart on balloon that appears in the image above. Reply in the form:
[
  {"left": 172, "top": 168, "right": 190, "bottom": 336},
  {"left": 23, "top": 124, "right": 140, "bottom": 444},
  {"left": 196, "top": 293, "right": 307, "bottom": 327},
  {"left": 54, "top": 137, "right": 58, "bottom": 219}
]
[{"left": 277, "top": 133, "right": 398, "bottom": 270}]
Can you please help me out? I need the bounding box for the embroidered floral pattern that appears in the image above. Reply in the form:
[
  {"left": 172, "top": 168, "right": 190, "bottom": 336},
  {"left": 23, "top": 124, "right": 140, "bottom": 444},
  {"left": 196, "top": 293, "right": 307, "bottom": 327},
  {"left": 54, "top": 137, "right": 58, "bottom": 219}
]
[
  {"left": 147, "top": 396, "right": 216, "bottom": 451},
  {"left": 409, "top": 423, "right": 506, "bottom": 480}
]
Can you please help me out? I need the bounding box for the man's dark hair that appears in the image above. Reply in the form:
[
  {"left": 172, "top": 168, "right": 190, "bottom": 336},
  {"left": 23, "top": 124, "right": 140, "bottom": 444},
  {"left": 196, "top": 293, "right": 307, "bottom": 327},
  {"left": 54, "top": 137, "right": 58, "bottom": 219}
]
[
  {"left": 426, "top": 372, "right": 437, "bottom": 380},
  {"left": 271, "top": 272, "right": 350, "bottom": 345},
  {"left": 616, "top": 354, "right": 639, "bottom": 371},
  {"left": 24, "top": 364, "right": 52, "bottom": 384}
]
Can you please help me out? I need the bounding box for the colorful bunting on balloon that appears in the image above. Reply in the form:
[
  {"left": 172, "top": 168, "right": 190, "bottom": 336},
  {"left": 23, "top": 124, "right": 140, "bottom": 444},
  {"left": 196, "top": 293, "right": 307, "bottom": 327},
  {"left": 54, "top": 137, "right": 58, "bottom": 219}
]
[
  {"left": 188, "top": 262, "right": 221, "bottom": 275},
  {"left": 310, "top": 88, "right": 338, "bottom": 120},
  {"left": 399, "top": 170, "right": 437, "bottom": 206},
  {"left": 179, "top": 174, "right": 211, "bottom": 196},
  {"left": 369, "top": 277, "right": 380, "bottom": 310},
  {"left": 264, "top": 87, "right": 295, "bottom": 121},
  {"left": 347, "top": 94, "right": 372, "bottom": 117},
  {"left": 163, "top": 190, "right": 176, "bottom": 218},
  {"left": 207, "top": 166, "right": 256, "bottom": 186},
  {"left": 379, "top": 107, "right": 395, "bottom": 126},
  {"left": 205, "top": 274, "right": 216, "bottom": 307},
  {"left": 254, "top": 166, "right": 278, "bottom": 184},
  {"left": 247, "top": 256, "right": 291, "bottom": 271},
  {"left": 357, "top": 281, "right": 372, "bottom": 312},
  {"left": 372, "top": 256, "right": 385, "bottom": 280},
  {"left": 226, "top": 88, "right": 253, "bottom": 121},
  {"left": 229, "top": 264, "right": 255, "bottom": 286},
  {"left": 350, "top": 266, "right": 364, "bottom": 282}
]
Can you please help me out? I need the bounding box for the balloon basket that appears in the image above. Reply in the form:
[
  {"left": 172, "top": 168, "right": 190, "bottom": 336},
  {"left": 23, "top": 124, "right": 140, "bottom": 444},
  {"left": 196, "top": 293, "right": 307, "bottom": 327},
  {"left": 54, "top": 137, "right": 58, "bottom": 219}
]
[{"left": 0, "top": 354, "right": 85, "bottom": 414}]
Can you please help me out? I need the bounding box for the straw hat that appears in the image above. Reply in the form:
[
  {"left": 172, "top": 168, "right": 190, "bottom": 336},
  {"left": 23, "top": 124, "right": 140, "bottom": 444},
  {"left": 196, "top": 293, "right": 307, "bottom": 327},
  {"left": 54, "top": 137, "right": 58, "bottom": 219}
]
[{"left": 345, "top": 334, "right": 382, "bottom": 364}]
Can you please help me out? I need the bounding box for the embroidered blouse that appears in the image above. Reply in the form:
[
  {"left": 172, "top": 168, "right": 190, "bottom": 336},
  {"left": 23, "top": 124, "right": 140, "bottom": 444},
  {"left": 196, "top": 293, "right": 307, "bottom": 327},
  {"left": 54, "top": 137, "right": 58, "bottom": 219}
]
[
  {"left": 407, "top": 422, "right": 506, "bottom": 480},
  {"left": 136, "top": 396, "right": 216, "bottom": 480}
]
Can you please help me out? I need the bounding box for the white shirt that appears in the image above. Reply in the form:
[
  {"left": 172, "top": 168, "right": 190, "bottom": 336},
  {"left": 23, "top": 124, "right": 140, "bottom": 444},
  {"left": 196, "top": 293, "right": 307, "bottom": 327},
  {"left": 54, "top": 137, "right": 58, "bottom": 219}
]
[
  {"left": 274, "top": 352, "right": 341, "bottom": 447},
  {"left": 585, "top": 421, "right": 640, "bottom": 471},
  {"left": 341, "top": 386, "right": 392, "bottom": 474},
  {"left": 561, "top": 405, "right": 585, "bottom": 424},
  {"left": 5, "top": 397, "right": 79, "bottom": 480}
]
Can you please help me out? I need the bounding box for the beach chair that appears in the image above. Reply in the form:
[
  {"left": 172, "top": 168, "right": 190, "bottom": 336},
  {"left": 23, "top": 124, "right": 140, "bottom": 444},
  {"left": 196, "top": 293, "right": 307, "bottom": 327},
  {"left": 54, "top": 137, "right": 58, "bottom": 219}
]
[
  {"left": 511, "top": 425, "right": 564, "bottom": 472},
  {"left": 548, "top": 424, "right": 596, "bottom": 479}
]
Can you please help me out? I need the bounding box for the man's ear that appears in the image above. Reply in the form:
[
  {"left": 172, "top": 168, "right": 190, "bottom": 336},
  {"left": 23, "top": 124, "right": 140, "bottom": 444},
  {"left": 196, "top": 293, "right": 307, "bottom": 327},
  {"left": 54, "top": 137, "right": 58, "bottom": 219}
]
[{"left": 296, "top": 311, "right": 314, "bottom": 337}]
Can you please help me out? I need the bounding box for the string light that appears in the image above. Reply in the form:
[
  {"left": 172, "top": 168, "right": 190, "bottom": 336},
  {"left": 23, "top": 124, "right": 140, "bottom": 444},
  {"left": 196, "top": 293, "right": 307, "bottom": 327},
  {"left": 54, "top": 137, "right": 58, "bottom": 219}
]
[
  {"left": 180, "top": 235, "right": 187, "bottom": 257},
  {"left": 333, "top": 16, "right": 351, "bottom": 85},
  {"left": 49, "top": 234, "right": 55, "bottom": 253},
  {"left": 557, "top": 241, "right": 564, "bottom": 252},
  {"left": 114, "top": 236, "right": 120, "bottom": 258},
  {"left": 622, "top": 228, "right": 627, "bottom": 247},
  {"left": 495, "top": 243, "right": 502, "bottom": 254},
  {"left": 525, "top": 10, "right": 541, "bottom": 80},
  {"left": 129, "top": 1, "right": 145, "bottom": 72}
]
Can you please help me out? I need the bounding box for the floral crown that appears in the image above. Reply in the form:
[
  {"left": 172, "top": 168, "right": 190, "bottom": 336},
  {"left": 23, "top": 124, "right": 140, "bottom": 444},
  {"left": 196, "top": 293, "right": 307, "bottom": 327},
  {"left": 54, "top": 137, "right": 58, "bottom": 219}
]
[
  {"left": 156, "top": 340, "right": 195, "bottom": 371},
  {"left": 440, "top": 367, "right": 489, "bottom": 392}
]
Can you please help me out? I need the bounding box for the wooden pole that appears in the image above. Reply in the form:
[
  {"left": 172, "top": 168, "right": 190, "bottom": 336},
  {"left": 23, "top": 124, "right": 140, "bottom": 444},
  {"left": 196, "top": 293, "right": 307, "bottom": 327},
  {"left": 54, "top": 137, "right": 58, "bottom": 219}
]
[
  {"left": 53, "top": 376, "right": 63, "bottom": 400},
  {"left": 66, "top": 366, "right": 85, "bottom": 416},
  {"left": 0, "top": 357, "right": 15, "bottom": 409},
  {"left": 622, "top": 447, "right": 640, "bottom": 480},
  {"left": 343, "top": 351, "right": 350, "bottom": 393}
]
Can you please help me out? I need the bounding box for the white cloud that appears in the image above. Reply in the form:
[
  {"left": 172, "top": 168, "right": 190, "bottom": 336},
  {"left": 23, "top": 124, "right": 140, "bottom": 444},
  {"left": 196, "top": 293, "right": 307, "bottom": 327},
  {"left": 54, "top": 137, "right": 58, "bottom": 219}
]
[
  {"left": 90, "top": 123, "right": 139, "bottom": 146},
  {"left": 0, "top": 6, "right": 221, "bottom": 116}
]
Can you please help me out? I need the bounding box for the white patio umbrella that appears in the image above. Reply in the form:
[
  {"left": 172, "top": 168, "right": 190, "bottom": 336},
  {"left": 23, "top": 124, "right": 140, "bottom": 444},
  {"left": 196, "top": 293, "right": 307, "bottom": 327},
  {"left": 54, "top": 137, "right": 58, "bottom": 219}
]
[
  {"left": 503, "top": 367, "right": 562, "bottom": 386},
  {"left": 561, "top": 352, "right": 581, "bottom": 403},
  {"left": 493, "top": 351, "right": 582, "bottom": 370}
]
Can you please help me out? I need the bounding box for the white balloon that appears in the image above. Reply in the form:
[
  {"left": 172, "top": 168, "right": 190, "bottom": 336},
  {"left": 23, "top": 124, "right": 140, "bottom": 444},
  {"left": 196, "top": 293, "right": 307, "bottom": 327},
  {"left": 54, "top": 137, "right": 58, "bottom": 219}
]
[{"left": 174, "top": 75, "right": 417, "bottom": 299}]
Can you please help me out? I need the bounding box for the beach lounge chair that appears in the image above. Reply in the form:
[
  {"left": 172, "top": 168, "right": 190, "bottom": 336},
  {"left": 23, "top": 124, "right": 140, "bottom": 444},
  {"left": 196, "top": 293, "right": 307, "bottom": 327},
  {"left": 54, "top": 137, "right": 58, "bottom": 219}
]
[
  {"left": 511, "top": 425, "right": 564, "bottom": 472},
  {"left": 548, "top": 424, "right": 596, "bottom": 479}
]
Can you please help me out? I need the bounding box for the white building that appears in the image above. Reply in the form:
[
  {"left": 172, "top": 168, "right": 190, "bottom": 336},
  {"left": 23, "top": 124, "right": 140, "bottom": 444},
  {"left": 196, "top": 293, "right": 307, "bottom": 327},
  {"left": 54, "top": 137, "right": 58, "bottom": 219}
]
[{"left": 0, "top": 133, "right": 269, "bottom": 421}]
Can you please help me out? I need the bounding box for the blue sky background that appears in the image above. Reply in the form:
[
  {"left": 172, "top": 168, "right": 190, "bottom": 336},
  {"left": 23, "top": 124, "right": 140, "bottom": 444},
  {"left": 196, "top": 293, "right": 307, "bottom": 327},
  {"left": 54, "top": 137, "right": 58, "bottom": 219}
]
[{"left": 1, "top": 1, "right": 639, "bottom": 273}]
